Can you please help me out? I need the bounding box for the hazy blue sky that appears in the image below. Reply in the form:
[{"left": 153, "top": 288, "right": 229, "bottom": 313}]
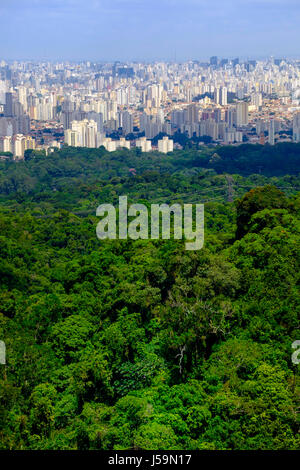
[{"left": 0, "top": 0, "right": 299, "bottom": 61}]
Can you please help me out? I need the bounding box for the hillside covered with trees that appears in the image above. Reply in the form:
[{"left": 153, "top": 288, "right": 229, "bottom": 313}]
[{"left": 0, "top": 144, "right": 299, "bottom": 450}]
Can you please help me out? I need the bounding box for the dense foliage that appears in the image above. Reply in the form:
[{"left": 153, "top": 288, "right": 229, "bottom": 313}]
[{"left": 0, "top": 144, "right": 299, "bottom": 450}]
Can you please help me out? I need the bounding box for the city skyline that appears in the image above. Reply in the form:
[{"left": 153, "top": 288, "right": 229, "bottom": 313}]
[
  {"left": 2, "top": 56, "right": 300, "bottom": 159},
  {"left": 1, "top": 0, "right": 300, "bottom": 61}
]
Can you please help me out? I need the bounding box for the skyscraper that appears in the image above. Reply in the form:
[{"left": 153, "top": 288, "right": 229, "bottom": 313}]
[
  {"left": 236, "top": 102, "right": 249, "bottom": 126},
  {"left": 18, "top": 86, "right": 27, "bottom": 113},
  {"left": 0, "top": 80, "right": 6, "bottom": 105},
  {"left": 214, "top": 87, "right": 227, "bottom": 106},
  {"left": 220, "top": 87, "right": 228, "bottom": 106},
  {"left": 214, "top": 87, "right": 220, "bottom": 104},
  {"left": 268, "top": 120, "right": 275, "bottom": 145},
  {"left": 4, "top": 92, "right": 13, "bottom": 117},
  {"left": 119, "top": 111, "right": 133, "bottom": 135},
  {"left": 293, "top": 112, "right": 300, "bottom": 142}
]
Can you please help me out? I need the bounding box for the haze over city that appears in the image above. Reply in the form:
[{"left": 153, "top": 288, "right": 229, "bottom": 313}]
[{"left": 1, "top": 0, "right": 300, "bottom": 61}]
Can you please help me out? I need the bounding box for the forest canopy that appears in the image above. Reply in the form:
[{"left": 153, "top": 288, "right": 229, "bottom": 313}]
[{"left": 0, "top": 144, "right": 299, "bottom": 450}]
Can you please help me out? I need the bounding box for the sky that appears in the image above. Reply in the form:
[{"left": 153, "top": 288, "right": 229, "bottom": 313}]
[{"left": 0, "top": 0, "right": 300, "bottom": 61}]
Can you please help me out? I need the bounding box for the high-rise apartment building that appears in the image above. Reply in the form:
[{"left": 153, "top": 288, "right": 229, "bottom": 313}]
[
  {"left": 4, "top": 92, "right": 13, "bottom": 117},
  {"left": 236, "top": 102, "right": 249, "bottom": 126},
  {"left": 0, "top": 80, "right": 6, "bottom": 105},
  {"left": 0, "top": 136, "right": 12, "bottom": 153},
  {"left": 117, "top": 138, "right": 131, "bottom": 150},
  {"left": 293, "top": 112, "right": 300, "bottom": 142},
  {"left": 268, "top": 120, "right": 275, "bottom": 145},
  {"left": 118, "top": 111, "right": 133, "bottom": 135},
  {"left": 18, "top": 86, "right": 27, "bottom": 113},
  {"left": 158, "top": 136, "right": 174, "bottom": 153},
  {"left": 214, "top": 87, "right": 227, "bottom": 106},
  {"left": 136, "top": 137, "right": 152, "bottom": 152},
  {"left": 101, "top": 138, "right": 117, "bottom": 152},
  {"left": 13, "top": 134, "right": 26, "bottom": 159},
  {"left": 65, "top": 119, "right": 99, "bottom": 148}
]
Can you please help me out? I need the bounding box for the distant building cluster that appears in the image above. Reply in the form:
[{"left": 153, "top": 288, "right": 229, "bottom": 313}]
[
  {"left": 0, "top": 134, "right": 35, "bottom": 159},
  {"left": 2, "top": 56, "right": 300, "bottom": 159}
]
